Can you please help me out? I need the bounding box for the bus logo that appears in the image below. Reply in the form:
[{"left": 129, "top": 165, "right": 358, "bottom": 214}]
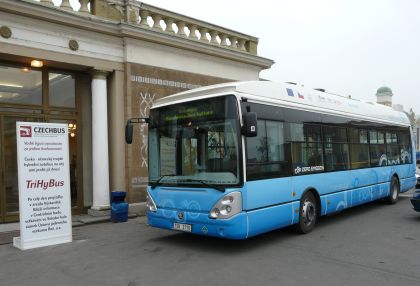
[
  {"left": 20, "top": 126, "right": 32, "bottom": 137},
  {"left": 177, "top": 212, "right": 184, "bottom": 220}
]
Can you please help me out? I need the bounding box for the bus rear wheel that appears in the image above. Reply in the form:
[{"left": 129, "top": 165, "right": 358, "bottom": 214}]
[
  {"left": 294, "top": 191, "right": 318, "bottom": 234},
  {"left": 385, "top": 176, "right": 399, "bottom": 204}
]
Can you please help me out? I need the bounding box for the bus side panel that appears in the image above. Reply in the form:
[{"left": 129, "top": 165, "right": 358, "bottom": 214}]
[
  {"left": 400, "top": 176, "right": 416, "bottom": 192},
  {"left": 394, "top": 164, "right": 416, "bottom": 192},
  {"left": 320, "top": 171, "right": 353, "bottom": 196},
  {"left": 320, "top": 166, "right": 405, "bottom": 208},
  {"left": 247, "top": 203, "right": 294, "bottom": 237},
  {"left": 349, "top": 181, "right": 390, "bottom": 208},
  {"left": 320, "top": 181, "right": 389, "bottom": 215},
  {"left": 244, "top": 178, "right": 292, "bottom": 211},
  {"left": 320, "top": 191, "right": 351, "bottom": 215},
  {"left": 291, "top": 172, "right": 325, "bottom": 196},
  {"left": 347, "top": 169, "right": 386, "bottom": 192}
]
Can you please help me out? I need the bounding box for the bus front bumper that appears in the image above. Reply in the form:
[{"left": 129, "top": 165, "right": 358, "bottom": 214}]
[{"left": 147, "top": 209, "right": 248, "bottom": 239}]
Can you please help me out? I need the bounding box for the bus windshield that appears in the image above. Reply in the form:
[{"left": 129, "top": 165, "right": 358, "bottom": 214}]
[{"left": 148, "top": 95, "right": 241, "bottom": 187}]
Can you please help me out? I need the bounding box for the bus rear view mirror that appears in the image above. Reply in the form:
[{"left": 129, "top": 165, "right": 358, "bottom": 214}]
[
  {"left": 125, "top": 120, "right": 134, "bottom": 144},
  {"left": 242, "top": 112, "right": 258, "bottom": 137},
  {"left": 125, "top": 117, "right": 150, "bottom": 144}
]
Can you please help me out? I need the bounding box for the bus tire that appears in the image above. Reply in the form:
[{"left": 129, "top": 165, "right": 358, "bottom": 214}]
[
  {"left": 385, "top": 176, "right": 399, "bottom": 204},
  {"left": 294, "top": 191, "right": 318, "bottom": 234}
]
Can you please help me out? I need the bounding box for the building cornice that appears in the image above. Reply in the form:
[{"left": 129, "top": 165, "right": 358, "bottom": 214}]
[{"left": 120, "top": 25, "right": 274, "bottom": 69}]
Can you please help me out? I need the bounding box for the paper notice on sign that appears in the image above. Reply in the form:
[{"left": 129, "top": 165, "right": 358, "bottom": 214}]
[
  {"left": 160, "top": 137, "right": 176, "bottom": 175},
  {"left": 14, "top": 122, "right": 72, "bottom": 250}
]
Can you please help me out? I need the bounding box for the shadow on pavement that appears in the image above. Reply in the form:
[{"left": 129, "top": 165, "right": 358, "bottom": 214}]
[{"left": 150, "top": 227, "right": 295, "bottom": 255}]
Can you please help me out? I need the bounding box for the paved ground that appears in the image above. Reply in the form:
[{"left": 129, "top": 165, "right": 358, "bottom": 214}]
[{"left": 1, "top": 194, "right": 420, "bottom": 286}]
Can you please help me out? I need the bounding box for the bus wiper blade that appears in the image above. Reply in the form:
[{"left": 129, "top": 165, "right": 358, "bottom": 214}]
[
  {"left": 150, "top": 174, "right": 178, "bottom": 189},
  {"left": 182, "top": 179, "right": 225, "bottom": 192}
]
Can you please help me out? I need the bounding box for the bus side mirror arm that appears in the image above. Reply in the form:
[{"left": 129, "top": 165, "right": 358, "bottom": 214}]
[
  {"left": 242, "top": 112, "right": 258, "bottom": 137},
  {"left": 125, "top": 117, "right": 150, "bottom": 144}
]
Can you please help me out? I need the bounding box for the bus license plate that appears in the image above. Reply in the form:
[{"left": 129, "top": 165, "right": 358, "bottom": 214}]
[{"left": 173, "top": 223, "right": 192, "bottom": 232}]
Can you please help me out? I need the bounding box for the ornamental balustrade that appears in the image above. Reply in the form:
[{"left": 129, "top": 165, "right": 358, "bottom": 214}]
[{"left": 27, "top": 0, "right": 258, "bottom": 55}]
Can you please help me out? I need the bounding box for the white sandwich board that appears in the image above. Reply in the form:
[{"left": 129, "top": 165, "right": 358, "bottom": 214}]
[{"left": 14, "top": 122, "right": 72, "bottom": 250}]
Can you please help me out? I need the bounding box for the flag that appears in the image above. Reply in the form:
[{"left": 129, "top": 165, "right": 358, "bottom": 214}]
[{"left": 298, "top": 92, "right": 304, "bottom": 99}]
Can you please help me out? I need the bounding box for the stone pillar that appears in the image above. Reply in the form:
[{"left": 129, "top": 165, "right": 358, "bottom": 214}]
[
  {"left": 108, "top": 70, "right": 126, "bottom": 195},
  {"left": 60, "top": 0, "right": 72, "bottom": 10},
  {"left": 79, "top": 0, "right": 90, "bottom": 14},
  {"left": 177, "top": 21, "right": 187, "bottom": 36},
  {"left": 89, "top": 69, "right": 111, "bottom": 214}
]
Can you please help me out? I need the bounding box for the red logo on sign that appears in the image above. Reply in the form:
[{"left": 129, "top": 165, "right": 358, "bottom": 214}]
[{"left": 20, "top": 126, "right": 32, "bottom": 137}]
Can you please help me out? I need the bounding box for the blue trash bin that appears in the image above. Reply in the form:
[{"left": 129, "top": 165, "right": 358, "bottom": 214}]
[{"left": 111, "top": 191, "right": 128, "bottom": 222}]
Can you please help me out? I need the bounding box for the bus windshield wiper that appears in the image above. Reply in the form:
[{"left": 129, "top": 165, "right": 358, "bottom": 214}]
[
  {"left": 182, "top": 179, "right": 225, "bottom": 192},
  {"left": 150, "top": 174, "right": 179, "bottom": 188}
]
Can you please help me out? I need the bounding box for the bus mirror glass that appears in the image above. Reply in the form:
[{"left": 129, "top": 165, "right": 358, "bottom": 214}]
[
  {"left": 243, "top": 112, "right": 258, "bottom": 137},
  {"left": 125, "top": 120, "right": 134, "bottom": 144}
]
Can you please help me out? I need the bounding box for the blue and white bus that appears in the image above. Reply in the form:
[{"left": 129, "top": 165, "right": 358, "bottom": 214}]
[{"left": 126, "top": 81, "right": 416, "bottom": 239}]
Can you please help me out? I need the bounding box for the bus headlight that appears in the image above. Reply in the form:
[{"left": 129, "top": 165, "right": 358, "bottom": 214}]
[
  {"left": 209, "top": 191, "right": 242, "bottom": 219},
  {"left": 146, "top": 191, "right": 157, "bottom": 212}
]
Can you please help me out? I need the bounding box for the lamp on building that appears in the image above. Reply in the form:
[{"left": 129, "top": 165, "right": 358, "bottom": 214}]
[
  {"left": 68, "top": 122, "right": 76, "bottom": 138},
  {"left": 30, "top": 59, "right": 44, "bottom": 68}
]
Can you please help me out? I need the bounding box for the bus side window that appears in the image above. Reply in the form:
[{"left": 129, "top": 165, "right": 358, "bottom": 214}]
[
  {"left": 289, "top": 123, "right": 324, "bottom": 174},
  {"left": 323, "top": 126, "right": 349, "bottom": 171},
  {"left": 246, "top": 120, "right": 290, "bottom": 180},
  {"left": 399, "top": 129, "right": 412, "bottom": 164},
  {"left": 349, "top": 128, "right": 370, "bottom": 169}
]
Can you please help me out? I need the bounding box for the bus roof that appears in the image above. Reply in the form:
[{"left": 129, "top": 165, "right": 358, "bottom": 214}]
[{"left": 152, "top": 81, "right": 411, "bottom": 127}]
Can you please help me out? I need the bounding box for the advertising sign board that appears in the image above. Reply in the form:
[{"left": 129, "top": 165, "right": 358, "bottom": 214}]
[{"left": 14, "top": 122, "right": 72, "bottom": 250}]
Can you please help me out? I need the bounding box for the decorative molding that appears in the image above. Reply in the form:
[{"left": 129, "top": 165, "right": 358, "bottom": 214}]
[
  {"left": 68, "top": 39, "right": 79, "bottom": 51},
  {"left": 90, "top": 69, "right": 111, "bottom": 79},
  {"left": 131, "top": 75, "right": 201, "bottom": 90},
  {"left": 0, "top": 25, "right": 12, "bottom": 39}
]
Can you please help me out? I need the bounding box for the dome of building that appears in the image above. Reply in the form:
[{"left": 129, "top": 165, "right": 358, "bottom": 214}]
[{"left": 376, "top": 86, "right": 393, "bottom": 97}]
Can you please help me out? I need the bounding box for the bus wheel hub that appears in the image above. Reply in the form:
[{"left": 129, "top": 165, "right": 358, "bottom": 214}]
[{"left": 302, "top": 200, "right": 315, "bottom": 225}]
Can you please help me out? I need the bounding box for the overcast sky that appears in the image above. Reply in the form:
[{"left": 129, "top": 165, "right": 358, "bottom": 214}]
[
  {"left": 64, "top": 0, "right": 419, "bottom": 113},
  {"left": 135, "top": 0, "right": 419, "bottom": 114}
]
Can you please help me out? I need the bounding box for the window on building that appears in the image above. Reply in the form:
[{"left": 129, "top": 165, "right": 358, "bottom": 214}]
[
  {"left": 0, "top": 65, "right": 42, "bottom": 105},
  {"left": 49, "top": 72, "right": 76, "bottom": 108}
]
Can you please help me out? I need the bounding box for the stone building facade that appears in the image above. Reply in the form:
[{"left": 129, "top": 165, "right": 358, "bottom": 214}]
[{"left": 0, "top": 0, "right": 273, "bottom": 222}]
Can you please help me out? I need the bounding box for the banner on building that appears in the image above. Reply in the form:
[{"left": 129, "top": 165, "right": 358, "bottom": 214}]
[{"left": 14, "top": 122, "right": 72, "bottom": 250}]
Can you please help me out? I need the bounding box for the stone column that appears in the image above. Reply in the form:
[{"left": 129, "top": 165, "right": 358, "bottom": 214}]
[
  {"left": 108, "top": 70, "right": 126, "bottom": 195},
  {"left": 89, "top": 69, "right": 111, "bottom": 214}
]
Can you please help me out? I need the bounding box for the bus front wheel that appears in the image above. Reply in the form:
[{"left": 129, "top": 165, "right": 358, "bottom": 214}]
[
  {"left": 294, "top": 191, "right": 318, "bottom": 234},
  {"left": 385, "top": 176, "right": 399, "bottom": 204}
]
